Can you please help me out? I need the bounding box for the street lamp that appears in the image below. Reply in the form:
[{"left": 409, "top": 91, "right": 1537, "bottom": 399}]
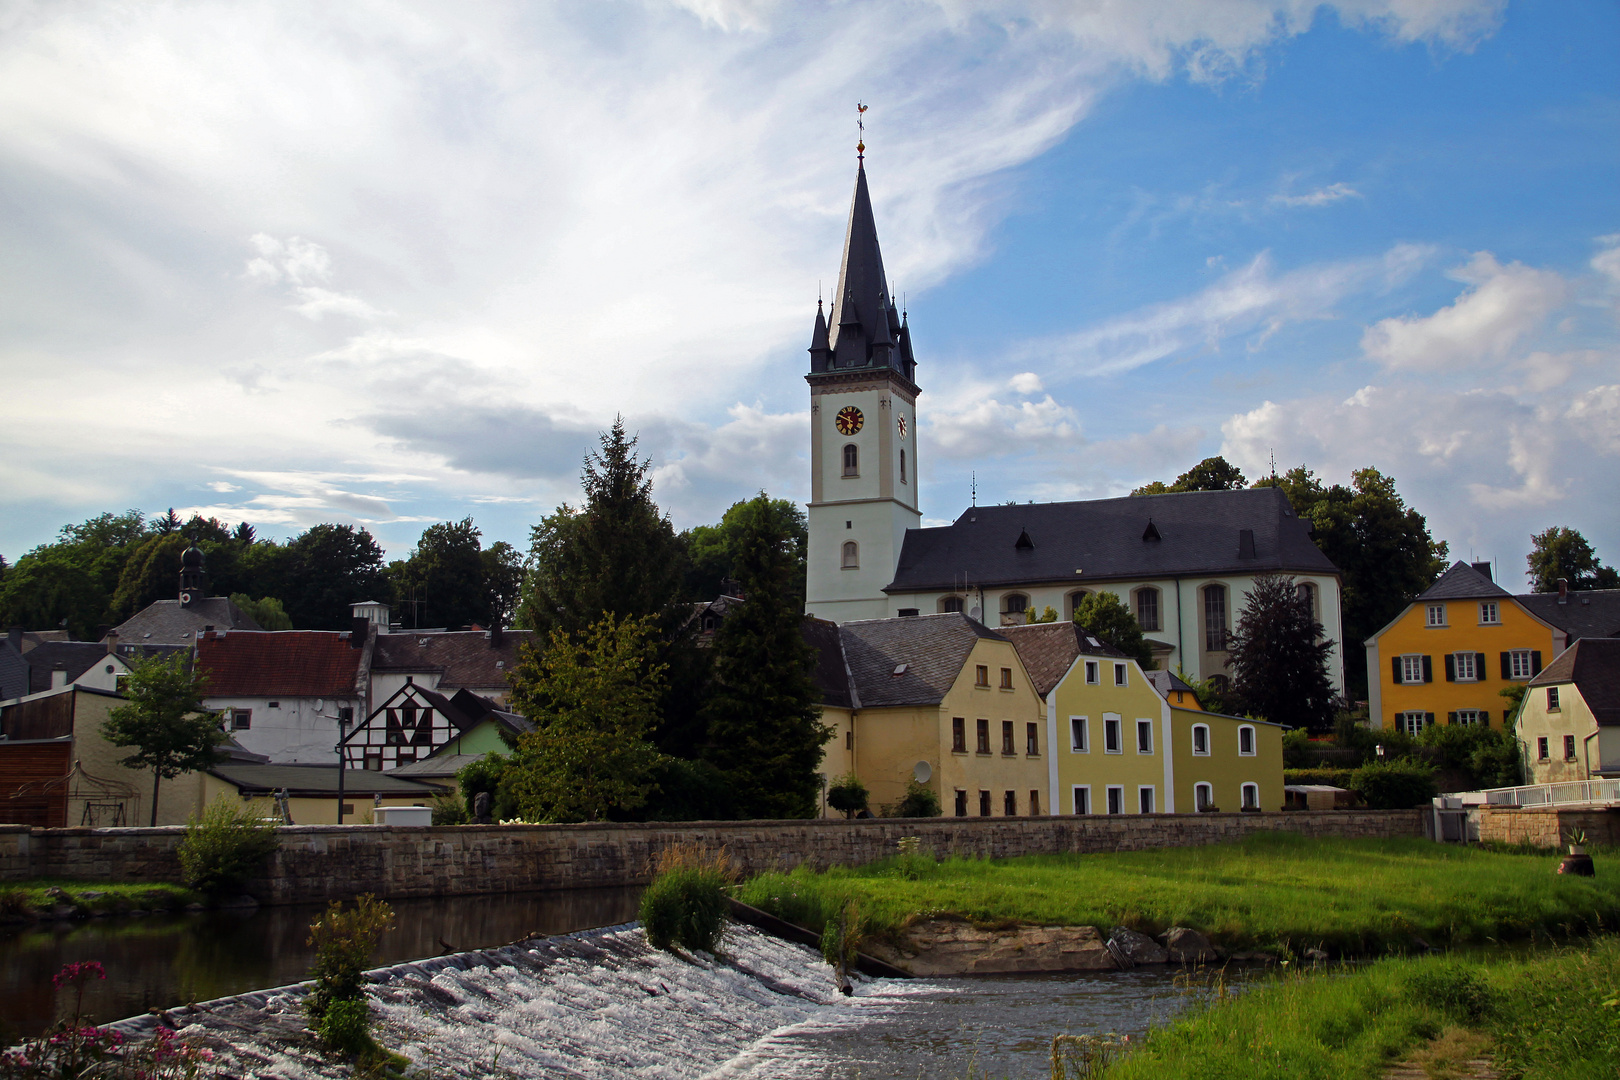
[
  {"left": 335, "top": 710, "right": 352, "bottom": 825},
  {"left": 1375, "top": 744, "right": 1385, "bottom": 761}
]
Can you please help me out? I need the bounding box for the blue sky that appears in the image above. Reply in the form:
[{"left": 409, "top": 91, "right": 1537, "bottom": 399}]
[{"left": 1, "top": 0, "right": 1616, "bottom": 588}]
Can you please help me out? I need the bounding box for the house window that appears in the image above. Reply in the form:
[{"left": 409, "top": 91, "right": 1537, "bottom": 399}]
[
  {"left": 1072, "top": 786, "right": 1091, "bottom": 814},
  {"left": 230, "top": 709, "right": 252, "bottom": 731},
  {"left": 1241, "top": 783, "right": 1259, "bottom": 810},
  {"left": 1479, "top": 601, "right": 1500, "bottom": 625},
  {"left": 976, "top": 665, "right": 989, "bottom": 687},
  {"left": 1400, "top": 654, "right": 1428, "bottom": 684},
  {"left": 1114, "top": 663, "right": 1127, "bottom": 686},
  {"left": 1452, "top": 652, "right": 1477, "bottom": 682},
  {"left": 268, "top": 701, "right": 280, "bottom": 709},
  {"left": 396, "top": 749, "right": 417, "bottom": 766},
  {"left": 1026, "top": 722, "right": 1040, "bottom": 756},
  {"left": 979, "top": 790, "right": 991, "bottom": 816},
  {"left": 363, "top": 751, "right": 382, "bottom": 771},
  {"left": 1004, "top": 790, "right": 1017, "bottom": 816},
  {"left": 1401, "top": 711, "right": 1430, "bottom": 737},
  {"left": 1454, "top": 709, "right": 1484, "bottom": 726},
  {"left": 900, "top": 447, "right": 907, "bottom": 483},
  {"left": 955, "top": 790, "right": 968, "bottom": 816},
  {"left": 1194, "top": 782, "right": 1213, "bottom": 811},
  {"left": 1564, "top": 734, "right": 1577, "bottom": 762},
  {"left": 1426, "top": 603, "right": 1447, "bottom": 627},
  {"left": 841, "top": 541, "right": 859, "bottom": 569},
  {"left": 1001, "top": 721, "right": 1015, "bottom": 755},
  {"left": 1508, "top": 650, "right": 1536, "bottom": 680},
  {"left": 846, "top": 730, "right": 853, "bottom": 749},
  {"left": 1238, "top": 725, "right": 1256, "bottom": 756},
  {"left": 1135, "top": 588, "right": 1160, "bottom": 632},
  {"left": 1203, "top": 585, "right": 1228, "bottom": 650},
  {"left": 1104, "top": 716, "right": 1122, "bottom": 754},
  {"left": 941, "top": 596, "right": 964, "bottom": 614},
  {"left": 842, "top": 443, "right": 859, "bottom": 476},
  {"left": 1070, "top": 717, "right": 1088, "bottom": 752},
  {"left": 1547, "top": 686, "right": 1560, "bottom": 711},
  {"left": 1296, "top": 583, "right": 1316, "bottom": 619},
  {"left": 952, "top": 717, "right": 966, "bottom": 753},
  {"left": 1192, "top": 724, "right": 1210, "bottom": 755},
  {"left": 1000, "top": 667, "right": 1013, "bottom": 690},
  {"left": 976, "top": 719, "right": 990, "bottom": 754},
  {"left": 1536, "top": 736, "right": 1549, "bottom": 761},
  {"left": 1085, "top": 661, "right": 1099, "bottom": 684},
  {"left": 1106, "top": 786, "right": 1124, "bottom": 815},
  {"left": 1138, "top": 786, "right": 1155, "bottom": 814},
  {"left": 1136, "top": 719, "right": 1153, "bottom": 755},
  {"left": 1030, "top": 790, "right": 1041, "bottom": 815}
]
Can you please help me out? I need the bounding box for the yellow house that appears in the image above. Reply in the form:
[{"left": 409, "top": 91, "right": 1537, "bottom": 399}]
[
  {"left": 1517, "top": 638, "right": 1620, "bottom": 784},
  {"left": 811, "top": 613, "right": 1048, "bottom": 817},
  {"left": 1002, "top": 623, "right": 1285, "bottom": 814},
  {"left": 1366, "top": 561, "right": 1568, "bottom": 735}
]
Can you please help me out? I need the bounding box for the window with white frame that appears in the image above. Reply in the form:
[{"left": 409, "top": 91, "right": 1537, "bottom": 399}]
[
  {"left": 1138, "top": 786, "right": 1155, "bottom": 814},
  {"left": 1103, "top": 715, "right": 1122, "bottom": 754},
  {"left": 1106, "top": 786, "right": 1124, "bottom": 815},
  {"left": 841, "top": 541, "right": 859, "bottom": 569},
  {"left": 1114, "top": 663, "right": 1128, "bottom": 686},
  {"left": 1479, "top": 601, "right": 1500, "bottom": 625},
  {"left": 1453, "top": 651, "right": 1477, "bottom": 681},
  {"left": 1241, "top": 783, "right": 1259, "bottom": 810},
  {"left": 1194, "top": 782, "right": 1214, "bottom": 811},
  {"left": 1401, "top": 711, "right": 1429, "bottom": 737},
  {"left": 1135, "top": 588, "right": 1160, "bottom": 631},
  {"left": 1238, "top": 724, "right": 1256, "bottom": 756},
  {"left": 1070, "top": 717, "right": 1088, "bottom": 752},
  {"left": 1192, "top": 723, "right": 1210, "bottom": 755},
  {"left": 1426, "top": 603, "right": 1447, "bottom": 627},
  {"left": 1072, "top": 786, "right": 1091, "bottom": 815},
  {"left": 230, "top": 709, "right": 251, "bottom": 731},
  {"left": 1085, "top": 661, "right": 1099, "bottom": 684},
  {"left": 1454, "top": 709, "right": 1484, "bottom": 726},
  {"left": 1136, "top": 719, "right": 1153, "bottom": 754},
  {"left": 1400, "top": 654, "right": 1426, "bottom": 684},
  {"left": 1508, "top": 650, "right": 1534, "bottom": 679},
  {"left": 842, "top": 443, "right": 859, "bottom": 476}
]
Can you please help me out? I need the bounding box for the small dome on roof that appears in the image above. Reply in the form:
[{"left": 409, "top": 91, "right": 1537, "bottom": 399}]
[{"left": 181, "top": 544, "right": 205, "bottom": 568}]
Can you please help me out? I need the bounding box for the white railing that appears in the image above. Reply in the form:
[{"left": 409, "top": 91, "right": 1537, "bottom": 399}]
[{"left": 1466, "top": 779, "right": 1620, "bottom": 808}]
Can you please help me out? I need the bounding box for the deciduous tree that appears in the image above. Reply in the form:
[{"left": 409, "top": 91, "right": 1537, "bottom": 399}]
[
  {"left": 276, "top": 524, "right": 392, "bottom": 630},
  {"left": 1131, "top": 455, "right": 1247, "bottom": 495},
  {"left": 1526, "top": 526, "right": 1619, "bottom": 592},
  {"left": 680, "top": 497, "right": 808, "bottom": 604},
  {"left": 102, "top": 653, "right": 227, "bottom": 826},
  {"left": 1226, "top": 573, "right": 1338, "bottom": 732},
  {"left": 1071, "top": 592, "right": 1154, "bottom": 669}
]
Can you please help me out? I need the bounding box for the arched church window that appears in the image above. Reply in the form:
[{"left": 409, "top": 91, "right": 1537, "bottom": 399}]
[
  {"left": 1003, "top": 593, "right": 1029, "bottom": 615},
  {"left": 843, "top": 444, "right": 859, "bottom": 477},
  {"left": 900, "top": 448, "right": 907, "bottom": 483},
  {"left": 841, "top": 541, "right": 859, "bottom": 569},
  {"left": 940, "top": 596, "right": 964, "bottom": 614},
  {"left": 1067, "top": 590, "right": 1090, "bottom": 621}
]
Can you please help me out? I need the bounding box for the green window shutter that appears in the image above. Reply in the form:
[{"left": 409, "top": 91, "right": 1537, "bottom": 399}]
[
  {"left": 1422, "top": 655, "right": 1433, "bottom": 683},
  {"left": 1392, "top": 656, "right": 1402, "bottom": 684},
  {"left": 1425, "top": 712, "right": 1435, "bottom": 725},
  {"left": 1444, "top": 654, "right": 1456, "bottom": 682},
  {"left": 1448, "top": 711, "right": 1457, "bottom": 724},
  {"left": 1477, "top": 653, "right": 1489, "bottom": 679},
  {"left": 1531, "top": 651, "right": 1542, "bottom": 676},
  {"left": 1500, "top": 652, "right": 1511, "bottom": 679}
]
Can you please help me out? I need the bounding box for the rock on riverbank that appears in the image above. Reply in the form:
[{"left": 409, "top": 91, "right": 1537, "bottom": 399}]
[
  {"left": 866, "top": 919, "right": 1229, "bottom": 975},
  {"left": 106, "top": 923, "right": 851, "bottom": 1078}
]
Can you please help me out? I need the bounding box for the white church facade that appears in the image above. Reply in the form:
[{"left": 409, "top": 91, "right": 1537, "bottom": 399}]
[{"left": 802, "top": 159, "right": 1346, "bottom": 696}]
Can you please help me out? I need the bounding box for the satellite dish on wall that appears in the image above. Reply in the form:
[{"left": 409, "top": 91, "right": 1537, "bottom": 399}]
[
  {"left": 913, "top": 760, "right": 932, "bottom": 784},
  {"left": 969, "top": 605, "right": 982, "bottom": 621}
]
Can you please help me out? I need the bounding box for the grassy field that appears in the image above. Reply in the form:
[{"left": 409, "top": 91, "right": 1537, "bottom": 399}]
[
  {"left": 734, "top": 833, "right": 1620, "bottom": 955},
  {"left": 1097, "top": 937, "right": 1620, "bottom": 1080},
  {"left": 0, "top": 878, "right": 199, "bottom": 918}
]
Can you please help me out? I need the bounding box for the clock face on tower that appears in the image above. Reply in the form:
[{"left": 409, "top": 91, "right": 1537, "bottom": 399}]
[
  {"left": 835, "top": 406, "right": 864, "bottom": 436},
  {"left": 897, "top": 415, "right": 907, "bottom": 439}
]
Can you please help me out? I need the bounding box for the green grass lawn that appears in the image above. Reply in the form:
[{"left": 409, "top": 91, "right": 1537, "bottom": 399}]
[
  {"left": 734, "top": 832, "right": 1620, "bottom": 955},
  {"left": 0, "top": 878, "right": 198, "bottom": 917},
  {"left": 1099, "top": 937, "right": 1620, "bottom": 1080}
]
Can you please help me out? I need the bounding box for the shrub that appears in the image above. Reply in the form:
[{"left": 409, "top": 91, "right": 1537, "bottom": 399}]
[
  {"left": 1348, "top": 760, "right": 1438, "bottom": 809},
  {"left": 1404, "top": 964, "right": 1492, "bottom": 1023},
  {"left": 639, "top": 843, "right": 731, "bottom": 955},
  {"left": 313, "top": 998, "right": 372, "bottom": 1055},
  {"left": 429, "top": 792, "right": 467, "bottom": 826},
  {"left": 305, "top": 894, "right": 396, "bottom": 1020},
  {"left": 826, "top": 774, "right": 869, "bottom": 817},
  {"left": 819, "top": 897, "right": 864, "bottom": 987},
  {"left": 1283, "top": 768, "right": 1355, "bottom": 789},
  {"left": 885, "top": 781, "right": 941, "bottom": 818},
  {"left": 177, "top": 797, "right": 280, "bottom": 896},
  {"left": 455, "top": 753, "right": 509, "bottom": 821},
  {"left": 0, "top": 886, "right": 33, "bottom": 919}
]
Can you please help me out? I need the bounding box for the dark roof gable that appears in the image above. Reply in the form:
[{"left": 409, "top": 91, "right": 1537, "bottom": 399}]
[
  {"left": 837, "top": 613, "right": 1004, "bottom": 708},
  {"left": 886, "top": 487, "right": 1335, "bottom": 594},
  {"left": 1418, "top": 562, "right": 1512, "bottom": 602},
  {"left": 1528, "top": 637, "right": 1620, "bottom": 725},
  {"left": 1515, "top": 589, "right": 1620, "bottom": 642}
]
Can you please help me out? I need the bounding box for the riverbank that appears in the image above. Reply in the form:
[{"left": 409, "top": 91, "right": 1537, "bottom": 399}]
[
  {"left": 0, "top": 879, "right": 203, "bottom": 921},
  {"left": 1102, "top": 936, "right": 1620, "bottom": 1080},
  {"left": 735, "top": 833, "right": 1619, "bottom": 961}
]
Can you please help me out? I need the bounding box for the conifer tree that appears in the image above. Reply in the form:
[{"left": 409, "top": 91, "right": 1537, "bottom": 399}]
[
  {"left": 701, "top": 494, "right": 832, "bottom": 818},
  {"left": 1226, "top": 573, "right": 1338, "bottom": 732}
]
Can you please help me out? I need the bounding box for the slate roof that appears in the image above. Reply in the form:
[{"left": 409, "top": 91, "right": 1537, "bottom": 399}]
[
  {"left": 885, "top": 487, "right": 1336, "bottom": 594},
  {"left": 371, "top": 630, "right": 534, "bottom": 691},
  {"left": 390, "top": 754, "right": 484, "bottom": 780},
  {"left": 1145, "top": 669, "right": 1199, "bottom": 701},
  {"left": 23, "top": 643, "right": 120, "bottom": 695},
  {"left": 1515, "top": 590, "right": 1620, "bottom": 642},
  {"left": 110, "top": 597, "right": 262, "bottom": 647},
  {"left": 196, "top": 631, "right": 363, "bottom": 698},
  {"left": 836, "top": 613, "right": 1004, "bottom": 708},
  {"left": 998, "top": 622, "right": 1127, "bottom": 698},
  {"left": 1417, "top": 561, "right": 1512, "bottom": 602},
  {"left": 207, "top": 763, "right": 444, "bottom": 796},
  {"left": 1529, "top": 637, "right": 1620, "bottom": 726},
  {"left": 803, "top": 617, "right": 856, "bottom": 709}
]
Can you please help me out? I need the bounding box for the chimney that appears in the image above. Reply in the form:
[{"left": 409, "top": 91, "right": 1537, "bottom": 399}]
[
  {"left": 350, "top": 616, "right": 370, "bottom": 647},
  {"left": 490, "top": 624, "right": 505, "bottom": 647},
  {"left": 1238, "top": 529, "right": 1256, "bottom": 560},
  {"left": 1470, "top": 561, "right": 1492, "bottom": 582},
  {"left": 51, "top": 663, "right": 68, "bottom": 689},
  {"left": 1558, "top": 577, "right": 1568, "bottom": 603},
  {"left": 105, "top": 629, "right": 119, "bottom": 656},
  {"left": 6, "top": 627, "right": 20, "bottom": 654}
]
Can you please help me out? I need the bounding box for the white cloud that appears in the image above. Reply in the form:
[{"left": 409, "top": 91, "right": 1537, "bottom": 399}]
[
  {"left": 290, "top": 286, "right": 385, "bottom": 322},
  {"left": 1593, "top": 234, "right": 1620, "bottom": 294},
  {"left": 1009, "top": 371, "right": 1044, "bottom": 394},
  {"left": 927, "top": 388, "right": 1082, "bottom": 460},
  {"left": 1269, "top": 182, "right": 1360, "bottom": 208},
  {"left": 1566, "top": 384, "right": 1620, "bottom": 455},
  {"left": 1360, "top": 251, "right": 1568, "bottom": 370}
]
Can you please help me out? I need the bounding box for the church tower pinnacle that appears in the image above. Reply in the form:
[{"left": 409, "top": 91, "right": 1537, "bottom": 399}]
[{"left": 804, "top": 146, "right": 921, "bottom": 623}]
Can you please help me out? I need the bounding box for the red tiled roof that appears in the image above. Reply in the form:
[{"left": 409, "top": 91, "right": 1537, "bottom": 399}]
[{"left": 196, "top": 631, "right": 362, "bottom": 698}]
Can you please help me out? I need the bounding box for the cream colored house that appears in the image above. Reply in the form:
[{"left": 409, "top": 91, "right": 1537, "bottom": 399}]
[{"left": 1518, "top": 638, "right": 1620, "bottom": 784}]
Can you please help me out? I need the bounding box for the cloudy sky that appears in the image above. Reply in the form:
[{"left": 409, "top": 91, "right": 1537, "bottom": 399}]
[{"left": 1, "top": 0, "right": 1615, "bottom": 587}]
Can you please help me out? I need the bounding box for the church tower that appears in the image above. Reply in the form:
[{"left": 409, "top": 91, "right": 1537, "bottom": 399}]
[{"left": 804, "top": 157, "right": 920, "bottom": 623}]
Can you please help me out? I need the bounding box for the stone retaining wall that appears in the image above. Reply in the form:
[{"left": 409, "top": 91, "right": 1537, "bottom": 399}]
[
  {"left": 0, "top": 809, "right": 1424, "bottom": 905},
  {"left": 1476, "top": 805, "right": 1620, "bottom": 848}
]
